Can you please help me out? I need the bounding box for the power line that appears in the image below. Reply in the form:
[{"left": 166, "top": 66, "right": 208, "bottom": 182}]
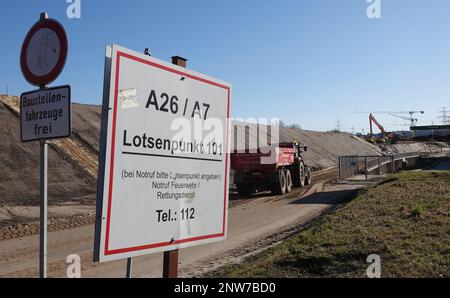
[
  {"left": 335, "top": 120, "right": 341, "bottom": 132},
  {"left": 438, "top": 107, "right": 450, "bottom": 125}
]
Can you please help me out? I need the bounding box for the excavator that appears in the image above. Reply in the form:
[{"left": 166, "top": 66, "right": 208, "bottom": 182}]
[
  {"left": 367, "top": 113, "right": 389, "bottom": 144},
  {"left": 356, "top": 110, "right": 425, "bottom": 143}
]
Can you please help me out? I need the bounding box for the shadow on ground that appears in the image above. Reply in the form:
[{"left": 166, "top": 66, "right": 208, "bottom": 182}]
[{"left": 289, "top": 189, "right": 360, "bottom": 205}]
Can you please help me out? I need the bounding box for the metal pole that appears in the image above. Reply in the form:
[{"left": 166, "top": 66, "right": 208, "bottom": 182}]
[
  {"left": 338, "top": 157, "right": 342, "bottom": 180},
  {"left": 38, "top": 62, "right": 49, "bottom": 278},
  {"left": 365, "top": 156, "right": 368, "bottom": 181},
  {"left": 356, "top": 156, "right": 359, "bottom": 175},
  {"left": 126, "top": 258, "right": 133, "bottom": 278},
  {"left": 391, "top": 156, "right": 395, "bottom": 173},
  {"left": 378, "top": 156, "right": 381, "bottom": 175},
  {"left": 39, "top": 140, "right": 48, "bottom": 278},
  {"left": 161, "top": 55, "right": 188, "bottom": 279}
]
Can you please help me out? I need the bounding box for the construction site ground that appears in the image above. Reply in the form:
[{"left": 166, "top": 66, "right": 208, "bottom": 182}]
[
  {"left": 0, "top": 95, "right": 449, "bottom": 277},
  {"left": 0, "top": 167, "right": 373, "bottom": 278}
]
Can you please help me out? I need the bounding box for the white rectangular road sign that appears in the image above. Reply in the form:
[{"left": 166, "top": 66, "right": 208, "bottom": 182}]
[
  {"left": 20, "top": 85, "right": 71, "bottom": 142},
  {"left": 94, "top": 45, "right": 232, "bottom": 262}
]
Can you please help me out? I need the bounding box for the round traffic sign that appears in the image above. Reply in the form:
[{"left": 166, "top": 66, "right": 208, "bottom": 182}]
[{"left": 20, "top": 18, "right": 68, "bottom": 86}]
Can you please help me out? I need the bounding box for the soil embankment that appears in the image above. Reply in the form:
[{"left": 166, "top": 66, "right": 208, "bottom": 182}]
[
  {"left": 0, "top": 96, "right": 382, "bottom": 208},
  {"left": 0, "top": 95, "right": 447, "bottom": 236}
]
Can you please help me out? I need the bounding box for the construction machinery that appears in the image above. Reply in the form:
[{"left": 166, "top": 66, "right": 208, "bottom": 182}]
[
  {"left": 389, "top": 113, "right": 419, "bottom": 126},
  {"left": 387, "top": 111, "right": 425, "bottom": 127},
  {"left": 369, "top": 113, "right": 386, "bottom": 136},
  {"left": 368, "top": 113, "right": 389, "bottom": 144},
  {"left": 231, "top": 142, "right": 312, "bottom": 196},
  {"left": 357, "top": 111, "right": 425, "bottom": 127},
  {"left": 356, "top": 110, "right": 425, "bottom": 142}
]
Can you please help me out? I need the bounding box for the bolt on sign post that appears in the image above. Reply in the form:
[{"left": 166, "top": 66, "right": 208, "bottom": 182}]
[
  {"left": 19, "top": 13, "right": 71, "bottom": 278},
  {"left": 94, "top": 45, "right": 232, "bottom": 278}
]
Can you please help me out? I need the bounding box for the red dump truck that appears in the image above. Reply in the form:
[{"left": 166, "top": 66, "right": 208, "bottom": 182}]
[{"left": 231, "top": 142, "right": 312, "bottom": 195}]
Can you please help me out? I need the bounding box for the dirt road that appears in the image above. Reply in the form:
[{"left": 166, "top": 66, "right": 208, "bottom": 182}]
[{"left": 0, "top": 168, "right": 359, "bottom": 278}]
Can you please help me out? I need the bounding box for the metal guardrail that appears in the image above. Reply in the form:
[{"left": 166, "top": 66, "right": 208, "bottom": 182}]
[{"left": 338, "top": 152, "right": 422, "bottom": 180}]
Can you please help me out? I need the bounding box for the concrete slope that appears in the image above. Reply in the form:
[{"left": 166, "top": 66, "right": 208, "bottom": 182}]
[{"left": 392, "top": 141, "right": 450, "bottom": 154}]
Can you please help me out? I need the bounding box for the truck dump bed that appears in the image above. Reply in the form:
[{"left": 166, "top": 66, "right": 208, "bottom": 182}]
[{"left": 231, "top": 146, "right": 296, "bottom": 173}]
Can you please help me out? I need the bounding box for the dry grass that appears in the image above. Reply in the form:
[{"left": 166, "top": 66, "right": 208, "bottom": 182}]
[{"left": 220, "top": 171, "right": 450, "bottom": 278}]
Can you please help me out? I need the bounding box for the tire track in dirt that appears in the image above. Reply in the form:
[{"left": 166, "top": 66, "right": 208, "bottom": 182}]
[{"left": 231, "top": 167, "right": 337, "bottom": 207}]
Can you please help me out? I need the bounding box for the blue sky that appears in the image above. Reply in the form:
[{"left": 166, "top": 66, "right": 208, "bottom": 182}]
[{"left": 1, "top": 0, "right": 449, "bottom": 132}]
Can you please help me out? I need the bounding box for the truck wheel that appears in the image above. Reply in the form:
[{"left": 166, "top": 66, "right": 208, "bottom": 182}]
[
  {"left": 299, "top": 163, "right": 306, "bottom": 187},
  {"left": 305, "top": 167, "right": 312, "bottom": 185},
  {"left": 236, "top": 183, "right": 254, "bottom": 196},
  {"left": 292, "top": 163, "right": 306, "bottom": 188},
  {"left": 285, "top": 169, "right": 292, "bottom": 193},
  {"left": 292, "top": 166, "right": 300, "bottom": 188},
  {"left": 270, "top": 170, "right": 287, "bottom": 195}
]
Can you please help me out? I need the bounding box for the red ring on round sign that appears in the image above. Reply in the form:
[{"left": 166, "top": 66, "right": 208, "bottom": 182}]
[{"left": 20, "top": 18, "right": 68, "bottom": 86}]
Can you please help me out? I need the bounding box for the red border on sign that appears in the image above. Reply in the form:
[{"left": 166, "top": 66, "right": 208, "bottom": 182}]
[
  {"left": 104, "top": 51, "right": 231, "bottom": 256},
  {"left": 20, "top": 19, "right": 68, "bottom": 86}
]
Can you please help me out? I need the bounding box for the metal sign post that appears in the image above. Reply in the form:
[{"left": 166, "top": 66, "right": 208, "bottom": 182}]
[
  {"left": 126, "top": 257, "right": 133, "bottom": 278},
  {"left": 39, "top": 74, "right": 48, "bottom": 279},
  {"left": 39, "top": 138, "right": 48, "bottom": 278},
  {"left": 38, "top": 13, "right": 49, "bottom": 280},
  {"left": 162, "top": 56, "right": 188, "bottom": 279},
  {"left": 20, "top": 12, "right": 70, "bottom": 278}
]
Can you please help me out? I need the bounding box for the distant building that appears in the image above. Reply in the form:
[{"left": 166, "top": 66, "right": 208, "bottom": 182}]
[{"left": 410, "top": 125, "right": 450, "bottom": 141}]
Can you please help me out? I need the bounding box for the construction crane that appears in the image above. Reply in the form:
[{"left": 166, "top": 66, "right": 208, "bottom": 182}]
[
  {"left": 390, "top": 111, "right": 424, "bottom": 127},
  {"left": 356, "top": 111, "right": 425, "bottom": 127},
  {"left": 389, "top": 113, "right": 419, "bottom": 126}
]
